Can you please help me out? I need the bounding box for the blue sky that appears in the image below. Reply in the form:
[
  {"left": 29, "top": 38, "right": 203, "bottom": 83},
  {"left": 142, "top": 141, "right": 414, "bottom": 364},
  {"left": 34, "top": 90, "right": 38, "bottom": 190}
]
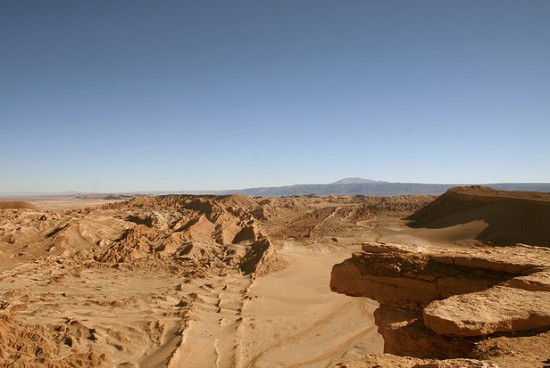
[{"left": 1, "top": 1, "right": 549, "bottom": 193}]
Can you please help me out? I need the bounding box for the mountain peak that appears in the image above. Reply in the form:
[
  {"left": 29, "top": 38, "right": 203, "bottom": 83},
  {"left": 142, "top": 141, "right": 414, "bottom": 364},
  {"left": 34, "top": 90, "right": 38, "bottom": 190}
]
[{"left": 332, "top": 177, "right": 378, "bottom": 185}]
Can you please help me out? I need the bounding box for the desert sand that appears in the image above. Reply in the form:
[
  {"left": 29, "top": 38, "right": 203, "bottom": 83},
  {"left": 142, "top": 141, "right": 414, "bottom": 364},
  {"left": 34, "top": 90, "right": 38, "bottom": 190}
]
[{"left": 0, "top": 187, "right": 549, "bottom": 367}]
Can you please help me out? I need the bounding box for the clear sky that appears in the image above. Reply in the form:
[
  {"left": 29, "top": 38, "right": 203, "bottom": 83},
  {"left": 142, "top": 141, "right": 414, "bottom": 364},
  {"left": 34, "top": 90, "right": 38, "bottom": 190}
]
[{"left": 1, "top": 1, "right": 549, "bottom": 193}]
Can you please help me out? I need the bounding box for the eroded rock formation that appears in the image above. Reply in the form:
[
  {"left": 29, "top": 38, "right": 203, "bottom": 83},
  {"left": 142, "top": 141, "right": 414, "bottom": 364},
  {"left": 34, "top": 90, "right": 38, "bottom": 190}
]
[{"left": 331, "top": 242, "right": 550, "bottom": 367}]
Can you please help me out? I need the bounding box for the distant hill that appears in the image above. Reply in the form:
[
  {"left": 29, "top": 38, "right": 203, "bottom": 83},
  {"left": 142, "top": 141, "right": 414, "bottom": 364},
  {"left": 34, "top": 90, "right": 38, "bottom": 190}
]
[
  {"left": 331, "top": 178, "right": 382, "bottom": 185},
  {"left": 0, "top": 201, "right": 40, "bottom": 210},
  {"left": 219, "top": 178, "right": 550, "bottom": 197},
  {"left": 409, "top": 186, "right": 550, "bottom": 247}
]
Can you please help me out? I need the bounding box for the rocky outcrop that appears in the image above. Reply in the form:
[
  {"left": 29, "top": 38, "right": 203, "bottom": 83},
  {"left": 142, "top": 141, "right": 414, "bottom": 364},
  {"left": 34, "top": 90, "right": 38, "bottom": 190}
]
[
  {"left": 238, "top": 237, "right": 287, "bottom": 276},
  {"left": 424, "top": 286, "right": 550, "bottom": 336},
  {"left": 337, "top": 354, "right": 499, "bottom": 368},
  {"left": 331, "top": 242, "right": 550, "bottom": 366},
  {"left": 330, "top": 247, "right": 514, "bottom": 311}
]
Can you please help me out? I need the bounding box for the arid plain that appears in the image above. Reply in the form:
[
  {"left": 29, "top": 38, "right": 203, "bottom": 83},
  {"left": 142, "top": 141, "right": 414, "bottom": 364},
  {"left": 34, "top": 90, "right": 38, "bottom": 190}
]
[{"left": 0, "top": 187, "right": 549, "bottom": 367}]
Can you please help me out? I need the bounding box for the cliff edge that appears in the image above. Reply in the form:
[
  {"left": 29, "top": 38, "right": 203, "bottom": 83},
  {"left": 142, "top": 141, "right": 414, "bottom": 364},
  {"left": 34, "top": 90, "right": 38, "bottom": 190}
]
[{"left": 331, "top": 242, "right": 550, "bottom": 368}]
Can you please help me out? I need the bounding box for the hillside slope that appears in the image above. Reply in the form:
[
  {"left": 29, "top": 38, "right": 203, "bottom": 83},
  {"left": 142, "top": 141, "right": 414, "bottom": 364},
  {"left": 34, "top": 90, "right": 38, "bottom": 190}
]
[
  {"left": 0, "top": 201, "right": 39, "bottom": 210},
  {"left": 409, "top": 186, "right": 550, "bottom": 247}
]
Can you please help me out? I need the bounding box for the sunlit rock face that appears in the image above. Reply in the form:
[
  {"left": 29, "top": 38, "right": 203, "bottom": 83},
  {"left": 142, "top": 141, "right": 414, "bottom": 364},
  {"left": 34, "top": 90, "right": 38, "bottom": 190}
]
[{"left": 331, "top": 241, "right": 550, "bottom": 366}]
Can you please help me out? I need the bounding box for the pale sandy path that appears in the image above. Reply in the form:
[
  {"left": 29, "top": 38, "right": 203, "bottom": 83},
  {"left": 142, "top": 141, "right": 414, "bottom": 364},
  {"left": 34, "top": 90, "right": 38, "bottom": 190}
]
[
  {"left": 236, "top": 243, "right": 383, "bottom": 368},
  {"left": 170, "top": 274, "right": 253, "bottom": 368},
  {"left": 160, "top": 243, "right": 382, "bottom": 368}
]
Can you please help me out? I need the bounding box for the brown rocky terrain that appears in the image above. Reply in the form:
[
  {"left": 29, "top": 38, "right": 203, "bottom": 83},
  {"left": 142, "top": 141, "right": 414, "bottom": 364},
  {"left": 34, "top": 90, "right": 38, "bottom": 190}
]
[
  {"left": 0, "top": 193, "right": 432, "bottom": 367},
  {"left": 332, "top": 187, "right": 550, "bottom": 368},
  {"left": 1, "top": 187, "right": 548, "bottom": 367},
  {"left": 0, "top": 201, "right": 40, "bottom": 210}
]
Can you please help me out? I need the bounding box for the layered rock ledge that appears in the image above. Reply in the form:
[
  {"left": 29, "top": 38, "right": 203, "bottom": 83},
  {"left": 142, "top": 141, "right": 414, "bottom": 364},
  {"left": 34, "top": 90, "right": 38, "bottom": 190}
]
[
  {"left": 337, "top": 354, "right": 499, "bottom": 368},
  {"left": 331, "top": 242, "right": 550, "bottom": 367}
]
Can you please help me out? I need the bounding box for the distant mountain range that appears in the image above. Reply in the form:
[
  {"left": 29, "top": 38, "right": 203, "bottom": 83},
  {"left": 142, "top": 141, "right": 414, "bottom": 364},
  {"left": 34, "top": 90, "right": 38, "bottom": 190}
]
[
  {"left": 2, "top": 178, "right": 550, "bottom": 198},
  {"left": 331, "top": 178, "right": 381, "bottom": 185},
  {"left": 216, "top": 178, "right": 550, "bottom": 197}
]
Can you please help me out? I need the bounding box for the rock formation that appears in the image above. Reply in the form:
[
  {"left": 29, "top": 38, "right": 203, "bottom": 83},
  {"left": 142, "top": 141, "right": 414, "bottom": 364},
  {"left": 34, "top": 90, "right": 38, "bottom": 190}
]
[
  {"left": 336, "top": 354, "right": 499, "bottom": 368},
  {"left": 331, "top": 242, "right": 550, "bottom": 367}
]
